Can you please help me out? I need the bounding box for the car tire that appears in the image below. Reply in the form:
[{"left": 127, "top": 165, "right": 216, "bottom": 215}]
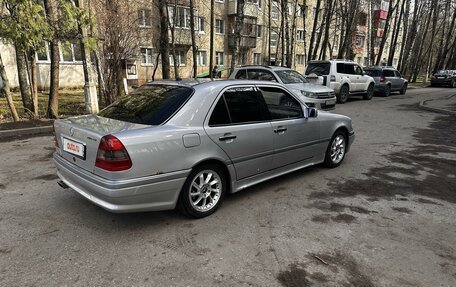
[
  {"left": 337, "top": 85, "right": 349, "bottom": 104},
  {"left": 177, "top": 164, "right": 226, "bottom": 218},
  {"left": 363, "top": 83, "right": 374, "bottom": 100},
  {"left": 400, "top": 83, "right": 407, "bottom": 94},
  {"left": 323, "top": 131, "right": 347, "bottom": 168},
  {"left": 383, "top": 84, "right": 391, "bottom": 97},
  {"left": 452, "top": 80, "right": 456, "bottom": 88}
]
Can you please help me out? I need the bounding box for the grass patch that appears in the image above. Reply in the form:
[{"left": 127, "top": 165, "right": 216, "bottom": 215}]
[{"left": 0, "top": 90, "right": 90, "bottom": 120}]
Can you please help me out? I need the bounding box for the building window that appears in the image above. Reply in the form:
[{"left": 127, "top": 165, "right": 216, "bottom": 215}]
[
  {"left": 215, "top": 0, "right": 224, "bottom": 3},
  {"left": 312, "top": 7, "right": 316, "bottom": 19},
  {"left": 198, "top": 17, "right": 205, "bottom": 32},
  {"left": 216, "top": 51, "right": 224, "bottom": 65},
  {"left": 36, "top": 44, "right": 50, "bottom": 62},
  {"left": 271, "top": 2, "right": 279, "bottom": 20},
  {"left": 138, "top": 9, "right": 152, "bottom": 27},
  {"left": 356, "top": 35, "right": 365, "bottom": 47},
  {"left": 297, "top": 29, "right": 305, "bottom": 41},
  {"left": 271, "top": 30, "right": 278, "bottom": 47},
  {"left": 140, "top": 47, "right": 153, "bottom": 65},
  {"left": 239, "top": 51, "right": 247, "bottom": 65},
  {"left": 297, "top": 4, "right": 305, "bottom": 16},
  {"left": 256, "top": 25, "right": 262, "bottom": 37},
  {"left": 254, "top": 53, "right": 262, "bottom": 65},
  {"left": 216, "top": 19, "right": 225, "bottom": 34},
  {"left": 170, "top": 49, "right": 187, "bottom": 66},
  {"left": 168, "top": 6, "right": 193, "bottom": 28},
  {"left": 60, "top": 41, "right": 82, "bottom": 62},
  {"left": 296, "top": 54, "right": 305, "bottom": 65},
  {"left": 196, "top": 50, "right": 207, "bottom": 66}
]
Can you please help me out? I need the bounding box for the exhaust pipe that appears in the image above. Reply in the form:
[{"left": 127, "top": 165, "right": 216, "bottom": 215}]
[{"left": 57, "top": 180, "right": 69, "bottom": 189}]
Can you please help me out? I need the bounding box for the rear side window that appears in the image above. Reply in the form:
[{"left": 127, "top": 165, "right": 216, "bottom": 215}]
[
  {"left": 209, "top": 88, "right": 268, "bottom": 125},
  {"left": 383, "top": 70, "right": 395, "bottom": 77},
  {"left": 394, "top": 71, "right": 402, "bottom": 78},
  {"left": 305, "top": 62, "right": 330, "bottom": 75},
  {"left": 247, "top": 69, "right": 277, "bottom": 81},
  {"left": 344, "top": 64, "right": 355, "bottom": 75},
  {"left": 98, "top": 85, "right": 193, "bottom": 125},
  {"left": 337, "top": 63, "right": 345, "bottom": 73},
  {"left": 234, "top": 69, "right": 247, "bottom": 79}
]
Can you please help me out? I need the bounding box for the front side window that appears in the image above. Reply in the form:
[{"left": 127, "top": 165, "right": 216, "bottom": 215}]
[
  {"left": 394, "top": 71, "right": 402, "bottom": 78},
  {"left": 383, "top": 69, "right": 395, "bottom": 77},
  {"left": 98, "top": 85, "right": 194, "bottom": 125},
  {"left": 354, "top": 65, "right": 363, "bottom": 75},
  {"left": 246, "top": 69, "right": 277, "bottom": 81},
  {"left": 259, "top": 87, "right": 303, "bottom": 120},
  {"left": 234, "top": 69, "right": 247, "bottom": 79}
]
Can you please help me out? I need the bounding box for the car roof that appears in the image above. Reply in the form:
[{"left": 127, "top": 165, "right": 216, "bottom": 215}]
[
  {"left": 145, "top": 79, "right": 286, "bottom": 90},
  {"left": 237, "top": 65, "right": 293, "bottom": 71},
  {"left": 364, "top": 66, "right": 397, "bottom": 70}
]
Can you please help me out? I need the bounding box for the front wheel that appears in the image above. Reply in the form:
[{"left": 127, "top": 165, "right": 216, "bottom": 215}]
[
  {"left": 400, "top": 83, "right": 407, "bottom": 94},
  {"left": 177, "top": 165, "right": 226, "bottom": 218},
  {"left": 324, "top": 131, "right": 347, "bottom": 168},
  {"left": 363, "top": 83, "right": 374, "bottom": 100},
  {"left": 337, "top": 85, "right": 349, "bottom": 104},
  {"left": 451, "top": 80, "right": 456, "bottom": 88}
]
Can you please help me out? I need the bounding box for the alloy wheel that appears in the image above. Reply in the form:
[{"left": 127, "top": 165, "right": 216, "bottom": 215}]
[
  {"left": 188, "top": 170, "right": 222, "bottom": 212},
  {"left": 330, "top": 135, "right": 346, "bottom": 165}
]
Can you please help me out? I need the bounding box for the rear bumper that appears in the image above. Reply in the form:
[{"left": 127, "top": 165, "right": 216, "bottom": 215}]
[
  {"left": 431, "top": 79, "right": 453, "bottom": 85},
  {"left": 54, "top": 153, "right": 190, "bottom": 213}
]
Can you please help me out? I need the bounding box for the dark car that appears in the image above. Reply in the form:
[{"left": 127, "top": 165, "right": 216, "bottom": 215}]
[
  {"left": 430, "top": 70, "right": 456, "bottom": 88},
  {"left": 363, "top": 66, "right": 408, "bottom": 97}
]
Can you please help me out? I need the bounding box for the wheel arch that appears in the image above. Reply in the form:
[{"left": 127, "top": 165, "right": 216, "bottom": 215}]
[{"left": 190, "top": 158, "right": 233, "bottom": 193}]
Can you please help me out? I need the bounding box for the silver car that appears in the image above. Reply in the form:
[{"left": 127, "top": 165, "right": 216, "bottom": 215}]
[
  {"left": 363, "top": 66, "right": 408, "bottom": 97},
  {"left": 53, "top": 80, "right": 354, "bottom": 218},
  {"left": 229, "top": 66, "right": 337, "bottom": 110}
]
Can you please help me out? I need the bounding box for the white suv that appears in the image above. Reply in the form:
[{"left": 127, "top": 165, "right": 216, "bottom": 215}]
[{"left": 305, "top": 60, "right": 375, "bottom": 104}]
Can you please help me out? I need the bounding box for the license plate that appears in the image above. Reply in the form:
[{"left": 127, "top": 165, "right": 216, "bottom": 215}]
[
  {"left": 63, "top": 137, "right": 85, "bottom": 159},
  {"left": 438, "top": 77, "right": 444, "bottom": 79},
  {"left": 326, "top": 99, "right": 336, "bottom": 105}
]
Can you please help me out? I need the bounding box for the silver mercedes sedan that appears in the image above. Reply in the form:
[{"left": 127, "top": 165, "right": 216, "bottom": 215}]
[{"left": 53, "top": 80, "right": 354, "bottom": 218}]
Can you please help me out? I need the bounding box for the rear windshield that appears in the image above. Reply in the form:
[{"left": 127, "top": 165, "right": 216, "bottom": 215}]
[
  {"left": 305, "top": 62, "right": 330, "bottom": 75},
  {"left": 364, "top": 69, "right": 381, "bottom": 77},
  {"left": 275, "top": 70, "right": 309, "bottom": 84},
  {"left": 98, "top": 85, "right": 194, "bottom": 125}
]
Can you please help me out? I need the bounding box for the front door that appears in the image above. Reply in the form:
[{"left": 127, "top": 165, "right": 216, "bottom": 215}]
[
  {"left": 257, "top": 85, "right": 320, "bottom": 169},
  {"left": 204, "top": 86, "right": 274, "bottom": 180}
]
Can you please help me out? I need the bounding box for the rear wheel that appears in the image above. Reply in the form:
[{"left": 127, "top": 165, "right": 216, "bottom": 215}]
[
  {"left": 383, "top": 84, "right": 391, "bottom": 97},
  {"left": 400, "top": 83, "right": 408, "bottom": 94},
  {"left": 324, "top": 131, "right": 347, "bottom": 168},
  {"left": 451, "top": 80, "right": 456, "bottom": 88},
  {"left": 177, "top": 165, "right": 226, "bottom": 218},
  {"left": 363, "top": 83, "right": 374, "bottom": 100},
  {"left": 337, "top": 85, "right": 349, "bottom": 104}
]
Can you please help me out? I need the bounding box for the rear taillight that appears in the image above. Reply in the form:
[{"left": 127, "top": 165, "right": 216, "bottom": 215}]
[
  {"left": 380, "top": 76, "right": 386, "bottom": 83},
  {"left": 330, "top": 75, "right": 336, "bottom": 82},
  {"left": 95, "top": 135, "right": 132, "bottom": 171}
]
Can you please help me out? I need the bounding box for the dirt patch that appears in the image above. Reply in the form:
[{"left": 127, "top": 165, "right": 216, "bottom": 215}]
[
  {"left": 33, "top": 174, "right": 59, "bottom": 181},
  {"left": 311, "top": 201, "right": 372, "bottom": 214},
  {"left": 307, "top": 251, "right": 376, "bottom": 287},
  {"left": 391, "top": 207, "right": 412, "bottom": 214},
  {"left": 274, "top": 186, "right": 287, "bottom": 193},
  {"left": 277, "top": 263, "right": 311, "bottom": 287},
  {"left": 311, "top": 214, "right": 330, "bottom": 223},
  {"left": 414, "top": 115, "right": 456, "bottom": 146},
  {"left": 311, "top": 213, "right": 356, "bottom": 224},
  {"left": 0, "top": 183, "right": 6, "bottom": 189},
  {"left": 416, "top": 198, "right": 443, "bottom": 205},
  {"left": 307, "top": 272, "right": 327, "bottom": 283}
]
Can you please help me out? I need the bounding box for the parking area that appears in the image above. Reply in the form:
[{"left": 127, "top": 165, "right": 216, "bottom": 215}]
[{"left": 0, "top": 87, "right": 455, "bottom": 286}]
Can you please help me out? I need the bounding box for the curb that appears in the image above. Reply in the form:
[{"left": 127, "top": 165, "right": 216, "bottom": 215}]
[
  {"left": 418, "top": 96, "right": 456, "bottom": 116},
  {"left": 0, "top": 125, "right": 53, "bottom": 139}
]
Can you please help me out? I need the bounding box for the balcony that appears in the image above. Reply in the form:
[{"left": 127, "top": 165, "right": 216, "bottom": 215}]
[
  {"left": 227, "top": 0, "right": 259, "bottom": 18},
  {"left": 228, "top": 35, "right": 257, "bottom": 49},
  {"left": 168, "top": 29, "right": 192, "bottom": 46},
  {"left": 374, "top": 10, "right": 388, "bottom": 20}
]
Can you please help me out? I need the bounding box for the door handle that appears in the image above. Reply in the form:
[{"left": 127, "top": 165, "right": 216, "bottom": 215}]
[
  {"left": 274, "top": 127, "right": 287, "bottom": 133},
  {"left": 219, "top": 134, "right": 237, "bottom": 141}
]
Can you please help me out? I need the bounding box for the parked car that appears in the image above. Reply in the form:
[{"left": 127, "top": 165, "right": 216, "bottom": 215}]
[
  {"left": 363, "top": 66, "right": 408, "bottom": 97},
  {"left": 430, "top": 70, "right": 456, "bottom": 88},
  {"left": 53, "top": 80, "right": 355, "bottom": 218},
  {"left": 304, "top": 60, "right": 375, "bottom": 104},
  {"left": 229, "top": 66, "right": 337, "bottom": 110}
]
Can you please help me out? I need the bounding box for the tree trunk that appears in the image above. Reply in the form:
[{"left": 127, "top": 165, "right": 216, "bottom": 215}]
[
  {"left": 388, "top": 0, "right": 404, "bottom": 66},
  {"left": 308, "top": 0, "right": 322, "bottom": 62},
  {"left": 399, "top": 0, "right": 420, "bottom": 74},
  {"left": 0, "top": 53, "right": 20, "bottom": 122},
  {"left": 30, "top": 53, "right": 39, "bottom": 116},
  {"left": 436, "top": 3, "right": 456, "bottom": 70},
  {"left": 209, "top": 0, "right": 215, "bottom": 77},
  {"left": 375, "top": 0, "right": 395, "bottom": 65},
  {"left": 43, "top": 0, "right": 59, "bottom": 118},
  {"left": 159, "top": 0, "right": 170, "bottom": 79},
  {"left": 289, "top": 0, "right": 298, "bottom": 68},
  {"left": 189, "top": 0, "right": 197, "bottom": 78},
  {"left": 319, "top": 0, "right": 333, "bottom": 60},
  {"left": 231, "top": 0, "right": 245, "bottom": 70},
  {"left": 15, "top": 46, "right": 33, "bottom": 114}
]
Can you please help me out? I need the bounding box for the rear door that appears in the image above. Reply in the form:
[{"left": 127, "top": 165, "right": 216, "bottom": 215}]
[
  {"left": 204, "top": 86, "right": 274, "bottom": 180},
  {"left": 394, "top": 70, "right": 404, "bottom": 90},
  {"left": 383, "top": 69, "right": 398, "bottom": 89},
  {"left": 257, "top": 85, "right": 320, "bottom": 169}
]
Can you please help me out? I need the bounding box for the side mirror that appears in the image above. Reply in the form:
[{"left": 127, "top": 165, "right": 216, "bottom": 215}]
[{"left": 305, "top": 107, "right": 318, "bottom": 118}]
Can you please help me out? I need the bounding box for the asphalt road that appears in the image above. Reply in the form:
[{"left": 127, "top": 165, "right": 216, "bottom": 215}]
[{"left": 1, "top": 87, "right": 455, "bottom": 286}]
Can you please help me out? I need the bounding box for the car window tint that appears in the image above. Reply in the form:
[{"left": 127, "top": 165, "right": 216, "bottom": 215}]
[
  {"left": 364, "top": 69, "right": 381, "bottom": 77},
  {"left": 305, "top": 62, "right": 330, "bottom": 75},
  {"left": 275, "top": 70, "right": 309, "bottom": 84},
  {"left": 224, "top": 88, "right": 268, "bottom": 124},
  {"left": 258, "top": 87, "right": 303, "bottom": 120},
  {"left": 383, "top": 70, "right": 395, "bottom": 77},
  {"left": 234, "top": 69, "right": 247, "bottom": 79},
  {"left": 247, "top": 69, "right": 277, "bottom": 81},
  {"left": 394, "top": 71, "right": 401, "bottom": 78},
  {"left": 344, "top": 64, "right": 355, "bottom": 75},
  {"left": 98, "top": 85, "right": 193, "bottom": 125},
  {"left": 336, "top": 63, "right": 345, "bottom": 74},
  {"left": 209, "top": 97, "right": 231, "bottom": 126},
  {"left": 355, "top": 65, "right": 363, "bottom": 75}
]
